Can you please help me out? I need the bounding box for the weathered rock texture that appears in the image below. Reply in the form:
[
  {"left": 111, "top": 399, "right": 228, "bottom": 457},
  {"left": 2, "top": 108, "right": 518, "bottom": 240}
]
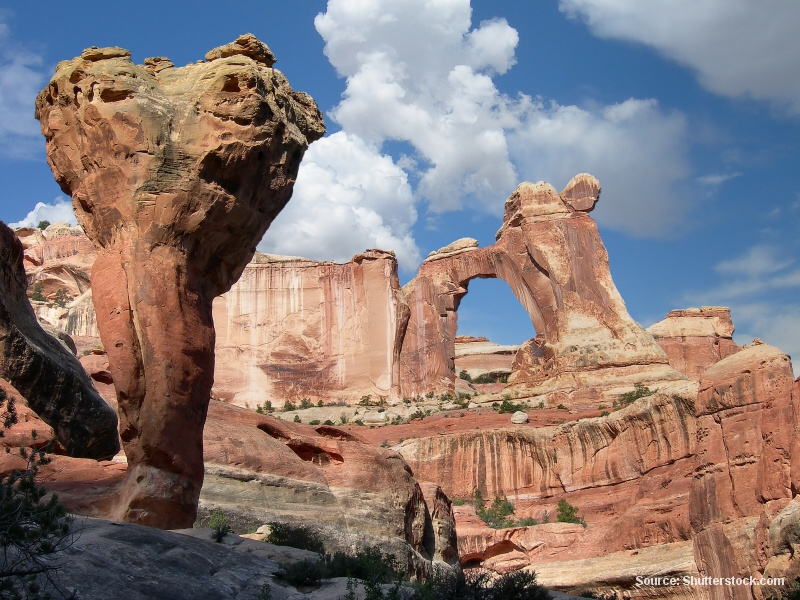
[
  {"left": 454, "top": 336, "right": 518, "bottom": 381},
  {"left": 399, "top": 174, "right": 684, "bottom": 402},
  {"left": 213, "top": 250, "right": 408, "bottom": 406},
  {"left": 0, "top": 221, "right": 118, "bottom": 459},
  {"left": 648, "top": 306, "right": 740, "bottom": 381},
  {"left": 35, "top": 35, "right": 324, "bottom": 528},
  {"left": 395, "top": 343, "right": 800, "bottom": 599}
]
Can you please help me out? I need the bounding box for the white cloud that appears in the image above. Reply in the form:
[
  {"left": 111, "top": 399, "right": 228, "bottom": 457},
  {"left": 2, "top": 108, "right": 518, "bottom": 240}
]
[
  {"left": 559, "top": 0, "right": 800, "bottom": 113},
  {"left": 684, "top": 243, "right": 800, "bottom": 376},
  {"left": 509, "top": 98, "right": 690, "bottom": 236},
  {"left": 258, "top": 132, "right": 420, "bottom": 271},
  {"left": 0, "top": 16, "right": 46, "bottom": 158},
  {"left": 696, "top": 172, "right": 742, "bottom": 188},
  {"left": 312, "top": 0, "right": 694, "bottom": 240},
  {"left": 8, "top": 198, "right": 77, "bottom": 228}
]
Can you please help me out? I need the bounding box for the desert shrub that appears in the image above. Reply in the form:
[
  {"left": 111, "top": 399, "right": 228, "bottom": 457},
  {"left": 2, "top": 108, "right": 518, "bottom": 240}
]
[
  {"left": 1, "top": 389, "right": 75, "bottom": 599},
  {"left": 458, "top": 370, "right": 472, "bottom": 382},
  {"left": 299, "top": 398, "right": 313, "bottom": 410},
  {"left": 283, "top": 400, "right": 297, "bottom": 412},
  {"left": 556, "top": 404, "right": 567, "bottom": 410},
  {"left": 52, "top": 289, "right": 69, "bottom": 308},
  {"left": 309, "top": 420, "right": 321, "bottom": 426},
  {"left": 323, "top": 419, "right": 334, "bottom": 426},
  {"left": 408, "top": 410, "right": 426, "bottom": 422},
  {"left": 556, "top": 499, "right": 585, "bottom": 526},
  {"left": 516, "top": 517, "right": 538, "bottom": 526},
  {"left": 425, "top": 392, "right": 435, "bottom": 399},
  {"left": 600, "top": 411, "right": 610, "bottom": 417},
  {"left": 208, "top": 508, "right": 230, "bottom": 542},
  {"left": 497, "top": 398, "right": 526, "bottom": 414},
  {"left": 339, "top": 414, "right": 349, "bottom": 425},
  {"left": 354, "top": 419, "right": 364, "bottom": 426},
  {"left": 614, "top": 383, "right": 655, "bottom": 409},
  {"left": 30, "top": 282, "right": 45, "bottom": 302},
  {"left": 293, "top": 415, "right": 301, "bottom": 423},
  {"left": 451, "top": 498, "right": 466, "bottom": 506},
  {"left": 499, "top": 375, "right": 509, "bottom": 384},
  {"left": 411, "top": 568, "right": 550, "bottom": 600},
  {"left": 36, "top": 221, "right": 50, "bottom": 230},
  {"left": 472, "top": 374, "right": 496, "bottom": 384},
  {"left": 473, "top": 489, "right": 540, "bottom": 529},
  {"left": 266, "top": 522, "right": 325, "bottom": 553}
]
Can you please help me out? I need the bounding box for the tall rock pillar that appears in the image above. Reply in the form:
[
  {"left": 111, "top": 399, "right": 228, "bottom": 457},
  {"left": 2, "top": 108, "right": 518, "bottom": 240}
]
[{"left": 35, "top": 35, "right": 324, "bottom": 527}]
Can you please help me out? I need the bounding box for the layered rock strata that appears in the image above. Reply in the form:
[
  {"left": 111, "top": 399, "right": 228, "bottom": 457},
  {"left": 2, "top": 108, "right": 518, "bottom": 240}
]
[
  {"left": 213, "top": 250, "right": 409, "bottom": 406},
  {"left": 395, "top": 343, "right": 800, "bottom": 599},
  {"left": 35, "top": 35, "right": 324, "bottom": 527},
  {"left": 399, "top": 174, "right": 683, "bottom": 402},
  {"left": 648, "top": 306, "right": 740, "bottom": 380},
  {"left": 0, "top": 221, "right": 118, "bottom": 458}
]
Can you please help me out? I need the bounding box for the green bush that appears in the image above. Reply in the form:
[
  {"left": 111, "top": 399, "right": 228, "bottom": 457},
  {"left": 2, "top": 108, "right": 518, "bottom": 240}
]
[
  {"left": 1, "top": 389, "right": 75, "bottom": 599},
  {"left": 208, "top": 508, "right": 230, "bottom": 542},
  {"left": 614, "top": 383, "right": 655, "bottom": 409},
  {"left": 458, "top": 370, "right": 472, "bottom": 382},
  {"left": 323, "top": 419, "right": 334, "bottom": 426},
  {"left": 472, "top": 374, "right": 497, "bottom": 384},
  {"left": 37, "top": 221, "right": 50, "bottom": 230},
  {"left": 556, "top": 499, "right": 585, "bottom": 526},
  {"left": 283, "top": 400, "right": 297, "bottom": 412},
  {"left": 293, "top": 415, "right": 301, "bottom": 423},
  {"left": 266, "top": 522, "right": 324, "bottom": 553},
  {"left": 30, "top": 282, "right": 45, "bottom": 302},
  {"left": 556, "top": 404, "right": 567, "bottom": 410},
  {"left": 473, "top": 490, "right": 534, "bottom": 529},
  {"left": 497, "top": 398, "right": 526, "bottom": 414},
  {"left": 412, "top": 568, "right": 550, "bottom": 600},
  {"left": 309, "top": 420, "right": 321, "bottom": 426},
  {"left": 299, "top": 398, "right": 313, "bottom": 410}
]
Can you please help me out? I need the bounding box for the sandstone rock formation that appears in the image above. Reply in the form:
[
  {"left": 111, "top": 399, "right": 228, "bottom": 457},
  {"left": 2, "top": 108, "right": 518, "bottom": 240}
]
[
  {"left": 399, "top": 174, "right": 684, "bottom": 403},
  {"left": 648, "top": 306, "right": 740, "bottom": 380},
  {"left": 0, "top": 221, "right": 118, "bottom": 459},
  {"left": 213, "top": 250, "right": 408, "bottom": 406},
  {"left": 454, "top": 336, "right": 518, "bottom": 382},
  {"left": 394, "top": 343, "right": 800, "bottom": 599},
  {"left": 35, "top": 35, "right": 324, "bottom": 527}
]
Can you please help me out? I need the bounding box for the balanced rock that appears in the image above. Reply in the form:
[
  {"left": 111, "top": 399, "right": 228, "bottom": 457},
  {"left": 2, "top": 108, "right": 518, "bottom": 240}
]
[
  {"left": 35, "top": 36, "right": 324, "bottom": 528},
  {"left": 510, "top": 411, "right": 528, "bottom": 424},
  {"left": 0, "top": 222, "right": 118, "bottom": 459}
]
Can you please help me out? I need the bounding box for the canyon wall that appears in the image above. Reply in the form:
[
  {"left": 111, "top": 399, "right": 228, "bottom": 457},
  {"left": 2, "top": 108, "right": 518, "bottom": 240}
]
[{"left": 213, "top": 250, "right": 409, "bottom": 405}]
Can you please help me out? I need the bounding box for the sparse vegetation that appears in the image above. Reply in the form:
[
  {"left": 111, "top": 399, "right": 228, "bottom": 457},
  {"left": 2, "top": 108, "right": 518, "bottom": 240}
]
[
  {"left": 36, "top": 221, "right": 50, "bottom": 230},
  {"left": 497, "top": 398, "right": 527, "bottom": 414},
  {"left": 208, "top": 508, "right": 230, "bottom": 542},
  {"left": 613, "top": 383, "right": 656, "bottom": 409},
  {"left": 293, "top": 415, "right": 301, "bottom": 423},
  {"left": 52, "top": 288, "right": 69, "bottom": 308},
  {"left": 255, "top": 400, "right": 273, "bottom": 414},
  {"left": 265, "top": 522, "right": 324, "bottom": 553},
  {"left": 309, "top": 420, "right": 321, "bottom": 426},
  {"left": 30, "top": 282, "right": 45, "bottom": 302},
  {"left": 556, "top": 403, "right": 567, "bottom": 410},
  {"left": 283, "top": 400, "right": 297, "bottom": 412},
  {"left": 459, "top": 370, "right": 471, "bottom": 382},
  {"left": 323, "top": 419, "right": 334, "bottom": 426},
  {"left": 299, "top": 398, "right": 314, "bottom": 410},
  {"left": 317, "top": 399, "right": 324, "bottom": 407},
  {"left": 473, "top": 490, "right": 536, "bottom": 529},
  {"left": 556, "top": 498, "right": 586, "bottom": 527},
  {"left": 1, "top": 388, "right": 75, "bottom": 599}
]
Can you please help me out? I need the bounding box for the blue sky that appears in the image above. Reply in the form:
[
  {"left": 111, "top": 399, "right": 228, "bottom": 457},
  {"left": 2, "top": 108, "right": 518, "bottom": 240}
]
[{"left": 1, "top": 1, "right": 799, "bottom": 373}]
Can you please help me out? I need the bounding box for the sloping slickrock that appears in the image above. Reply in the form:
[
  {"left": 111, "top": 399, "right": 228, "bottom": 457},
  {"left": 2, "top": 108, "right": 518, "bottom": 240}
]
[
  {"left": 454, "top": 336, "right": 518, "bottom": 381},
  {"left": 648, "top": 307, "right": 740, "bottom": 380},
  {"left": 35, "top": 34, "right": 324, "bottom": 528},
  {"left": 213, "top": 250, "right": 409, "bottom": 406},
  {"left": 0, "top": 221, "right": 118, "bottom": 459},
  {"left": 399, "top": 174, "right": 685, "bottom": 403},
  {"left": 199, "top": 400, "right": 458, "bottom": 576}
]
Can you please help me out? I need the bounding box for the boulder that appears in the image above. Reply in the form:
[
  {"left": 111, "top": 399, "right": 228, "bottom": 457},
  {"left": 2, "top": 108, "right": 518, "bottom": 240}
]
[
  {"left": 510, "top": 411, "right": 528, "bottom": 424},
  {"left": 35, "top": 35, "right": 324, "bottom": 528},
  {"left": 0, "top": 221, "right": 118, "bottom": 459}
]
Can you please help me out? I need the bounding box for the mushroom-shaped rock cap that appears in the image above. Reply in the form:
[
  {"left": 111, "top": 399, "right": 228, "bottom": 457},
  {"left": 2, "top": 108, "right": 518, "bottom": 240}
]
[
  {"left": 560, "top": 173, "right": 601, "bottom": 212},
  {"left": 205, "top": 33, "right": 277, "bottom": 67}
]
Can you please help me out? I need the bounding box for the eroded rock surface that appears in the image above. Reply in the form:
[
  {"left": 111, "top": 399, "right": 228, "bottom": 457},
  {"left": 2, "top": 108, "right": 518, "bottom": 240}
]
[
  {"left": 0, "top": 221, "right": 118, "bottom": 459},
  {"left": 213, "top": 250, "right": 408, "bottom": 406},
  {"left": 648, "top": 306, "right": 740, "bottom": 380},
  {"left": 35, "top": 35, "right": 324, "bottom": 527},
  {"left": 399, "top": 174, "right": 684, "bottom": 403}
]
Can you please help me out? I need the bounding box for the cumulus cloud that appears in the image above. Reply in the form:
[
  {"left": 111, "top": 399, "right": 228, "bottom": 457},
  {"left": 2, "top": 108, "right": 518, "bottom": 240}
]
[
  {"left": 684, "top": 243, "right": 800, "bottom": 375},
  {"left": 306, "top": 0, "right": 694, "bottom": 241},
  {"left": 0, "top": 16, "right": 47, "bottom": 158},
  {"left": 509, "top": 98, "right": 690, "bottom": 236},
  {"left": 317, "top": 1, "right": 523, "bottom": 211},
  {"left": 559, "top": 0, "right": 800, "bottom": 113},
  {"left": 8, "top": 197, "right": 77, "bottom": 228},
  {"left": 258, "top": 132, "right": 420, "bottom": 271}
]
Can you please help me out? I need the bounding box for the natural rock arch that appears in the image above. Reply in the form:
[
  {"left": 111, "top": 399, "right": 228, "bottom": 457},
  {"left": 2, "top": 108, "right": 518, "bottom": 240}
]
[{"left": 398, "top": 174, "right": 679, "bottom": 401}]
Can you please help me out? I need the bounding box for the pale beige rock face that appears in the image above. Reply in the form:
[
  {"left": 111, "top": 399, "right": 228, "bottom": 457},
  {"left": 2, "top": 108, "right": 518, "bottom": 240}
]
[
  {"left": 648, "top": 306, "right": 740, "bottom": 380},
  {"left": 454, "top": 336, "right": 518, "bottom": 380},
  {"left": 212, "top": 250, "right": 409, "bottom": 406}
]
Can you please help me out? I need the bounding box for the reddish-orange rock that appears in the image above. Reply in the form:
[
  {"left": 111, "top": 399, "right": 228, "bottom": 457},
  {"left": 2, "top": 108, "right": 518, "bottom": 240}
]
[
  {"left": 648, "top": 306, "right": 740, "bottom": 380},
  {"left": 35, "top": 35, "right": 324, "bottom": 528},
  {"left": 212, "top": 250, "right": 409, "bottom": 406},
  {"left": 0, "top": 221, "right": 118, "bottom": 459},
  {"left": 399, "top": 174, "right": 684, "bottom": 403}
]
